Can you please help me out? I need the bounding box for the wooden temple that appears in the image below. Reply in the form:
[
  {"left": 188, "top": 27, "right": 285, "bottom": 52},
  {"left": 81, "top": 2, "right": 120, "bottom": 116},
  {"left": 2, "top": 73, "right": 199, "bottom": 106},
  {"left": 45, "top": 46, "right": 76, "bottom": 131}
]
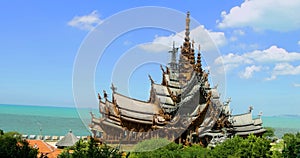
[{"left": 89, "top": 12, "right": 266, "bottom": 146}]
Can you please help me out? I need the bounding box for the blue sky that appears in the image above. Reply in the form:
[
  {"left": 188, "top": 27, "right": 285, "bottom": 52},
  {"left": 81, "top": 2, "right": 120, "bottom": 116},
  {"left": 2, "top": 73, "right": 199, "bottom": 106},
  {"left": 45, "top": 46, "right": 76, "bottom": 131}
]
[{"left": 0, "top": 0, "right": 299, "bottom": 116}]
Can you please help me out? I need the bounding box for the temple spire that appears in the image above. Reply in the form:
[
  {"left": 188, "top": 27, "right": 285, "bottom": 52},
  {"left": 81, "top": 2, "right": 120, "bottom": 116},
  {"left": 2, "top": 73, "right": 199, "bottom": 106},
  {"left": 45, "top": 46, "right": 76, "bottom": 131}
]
[
  {"left": 189, "top": 40, "right": 195, "bottom": 65},
  {"left": 185, "top": 11, "right": 190, "bottom": 41},
  {"left": 195, "top": 44, "right": 203, "bottom": 73},
  {"left": 169, "top": 41, "right": 178, "bottom": 73},
  {"left": 181, "top": 11, "right": 191, "bottom": 56}
]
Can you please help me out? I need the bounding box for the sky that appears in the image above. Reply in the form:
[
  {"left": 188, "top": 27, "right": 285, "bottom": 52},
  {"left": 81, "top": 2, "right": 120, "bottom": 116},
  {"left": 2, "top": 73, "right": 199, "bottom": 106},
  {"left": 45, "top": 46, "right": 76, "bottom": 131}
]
[{"left": 0, "top": 0, "right": 299, "bottom": 116}]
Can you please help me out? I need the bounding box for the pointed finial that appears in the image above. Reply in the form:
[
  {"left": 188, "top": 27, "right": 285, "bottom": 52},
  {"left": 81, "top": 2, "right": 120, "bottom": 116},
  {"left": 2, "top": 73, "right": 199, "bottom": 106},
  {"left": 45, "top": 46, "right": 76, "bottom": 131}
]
[
  {"left": 98, "top": 93, "right": 102, "bottom": 101},
  {"left": 249, "top": 106, "right": 253, "bottom": 113},
  {"left": 103, "top": 90, "right": 107, "bottom": 99},
  {"left": 258, "top": 111, "right": 263, "bottom": 118},
  {"left": 110, "top": 83, "right": 117, "bottom": 93},
  {"left": 148, "top": 74, "right": 154, "bottom": 84},
  {"left": 185, "top": 11, "right": 190, "bottom": 40},
  {"left": 192, "top": 40, "right": 195, "bottom": 48},
  {"left": 160, "top": 65, "right": 165, "bottom": 73},
  {"left": 166, "top": 66, "right": 170, "bottom": 74}
]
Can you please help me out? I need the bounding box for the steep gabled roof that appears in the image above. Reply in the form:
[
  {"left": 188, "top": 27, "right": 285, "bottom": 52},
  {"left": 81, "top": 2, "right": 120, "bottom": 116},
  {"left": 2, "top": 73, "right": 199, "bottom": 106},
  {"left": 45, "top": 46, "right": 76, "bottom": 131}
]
[
  {"left": 56, "top": 130, "right": 79, "bottom": 147},
  {"left": 232, "top": 112, "right": 254, "bottom": 127},
  {"left": 113, "top": 92, "right": 161, "bottom": 114}
]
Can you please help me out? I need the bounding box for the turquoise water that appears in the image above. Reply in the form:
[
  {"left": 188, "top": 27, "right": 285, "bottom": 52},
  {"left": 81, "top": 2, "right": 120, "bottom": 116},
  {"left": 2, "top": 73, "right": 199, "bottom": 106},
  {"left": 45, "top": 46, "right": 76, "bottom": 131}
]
[
  {"left": 262, "top": 116, "right": 300, "bottom": 137},
  {"left": 0, "top": 104, "right": 299, "bottom": 138},
  {"left": 0, "top": 104, "right": 97, "bottom": 136}
]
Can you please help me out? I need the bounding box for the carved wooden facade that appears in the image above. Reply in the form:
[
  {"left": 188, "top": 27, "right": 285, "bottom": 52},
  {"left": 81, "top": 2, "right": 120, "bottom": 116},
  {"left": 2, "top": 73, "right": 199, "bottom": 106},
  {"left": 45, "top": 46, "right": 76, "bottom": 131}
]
[{"left": 89, "top": 12, "right": 266, "bottom": 146}]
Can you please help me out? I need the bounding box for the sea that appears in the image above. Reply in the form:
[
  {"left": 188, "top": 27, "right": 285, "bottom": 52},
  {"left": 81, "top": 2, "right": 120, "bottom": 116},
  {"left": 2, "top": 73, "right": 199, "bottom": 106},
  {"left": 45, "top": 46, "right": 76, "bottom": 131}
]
[{"left": 0, "top": 104, "right": 299, "bottom": 138}]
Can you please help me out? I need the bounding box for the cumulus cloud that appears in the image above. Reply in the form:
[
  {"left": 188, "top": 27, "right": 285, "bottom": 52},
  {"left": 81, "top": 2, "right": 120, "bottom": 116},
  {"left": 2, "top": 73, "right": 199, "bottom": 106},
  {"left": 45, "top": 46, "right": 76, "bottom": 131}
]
[
  {"left": 215, "top": 45, "right": 300, "bottom": 80},
  {"left": 68, "top": 10, "right": 102, "bottom": 31},
  {"left": 272, "top": 63, "right": 300, "bottom": 76},
  {"left": 139, "top": 25, "right": 226, "bottom": 52},
  {"left": 216, "top": 45, "right": 300, "bottom": 67},
  {"left": 240, "top": 65, "right": 262, "bottom": 79},
  {"left": 217, "top": 0, "right": 300, "bottom": 32},
  {"left": 265, "top": 63, "right": 300, "bottom": 80}
]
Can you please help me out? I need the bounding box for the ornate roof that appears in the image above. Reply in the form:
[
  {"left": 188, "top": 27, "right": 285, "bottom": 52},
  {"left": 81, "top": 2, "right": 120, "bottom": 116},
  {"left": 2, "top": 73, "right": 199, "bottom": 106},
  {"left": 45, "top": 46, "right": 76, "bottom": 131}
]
[
  {"left": 89, "top": 11, "right": 266, "bottom": 146},
  {"left": 113, "top": 92, "right": 161, "bottom": 114},
  {"left": 55, "top": 130, "right": 79, "bottom": 147}
]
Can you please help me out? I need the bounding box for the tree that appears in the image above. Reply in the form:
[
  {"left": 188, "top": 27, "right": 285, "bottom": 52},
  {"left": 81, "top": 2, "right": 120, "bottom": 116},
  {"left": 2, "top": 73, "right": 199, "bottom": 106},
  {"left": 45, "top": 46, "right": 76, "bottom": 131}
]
[
  {"left": 133, "top": 138, "right": 171, "bottom": 152},
  {"left": 72, "top": 139, "right": 87, "bottom": 158},
  {"left": 210, "top": 134, "right": 272, "bottom": 158},
  {"left": 58, "top": 137, "right": 122, "bottom": 158},
  {"left": 282, "top": 132, "right": 300, "bottom": 158},
  {"left": 209, "top": 136, "right": 243, "bottom": 158},
  {"left": 263, "top": 127, "right": 275, "bottom": 138},
  {"left": 131, "top": 138, "right": 210, "bottom": 158},
  {"left": 0, "top": 130, "right": 38, "bottom": 158},
  {"left": 181, "top": 145, "right": 210, "bottom": 158},
  {"left": 239, "top": 134, "right": 272, "bottom": 158}
]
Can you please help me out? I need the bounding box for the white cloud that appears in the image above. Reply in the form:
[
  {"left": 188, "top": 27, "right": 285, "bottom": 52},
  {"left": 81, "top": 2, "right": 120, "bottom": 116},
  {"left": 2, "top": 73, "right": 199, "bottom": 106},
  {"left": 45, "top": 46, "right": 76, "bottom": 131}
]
[
  {"left": 229, "top": 29, "right": 245, "bottom": 42},
  {"left": 68, "top": 10, "right": 102, "bottom": 31},
  {"left": 218, "top": 0, "right": 300, "bottom": 31},
  {"left": 216, "top": 45, "right": 300, "bottom": 67},
  {"left": 265, "top": 63, "right": 300, "bottom": 80},
  {"left": 233, "top": 30, "right": 245, "bottom": 36},
  {"left": 215, "top": 52, "right": 253, "bottom": 65},
  {"left": 293, "top": 83, "right": 300, "bottom": 87},
  {"left": 273, "top": 63, "right": 300, "bottom": 75},
  {"left": 216, "top": 45, "right": 300, "bottom": 80},
  {"left": 265, "top": 75, "right": 276, "bottom": 81},
  {"left": 240, "top": 65, "right": 261, "bottom": 79},
  {"left": 139, "top": 25, "right": 226, "bottom": 52},
  {"left": 139, "top": 43, "right": 171, "bottom": 53}
]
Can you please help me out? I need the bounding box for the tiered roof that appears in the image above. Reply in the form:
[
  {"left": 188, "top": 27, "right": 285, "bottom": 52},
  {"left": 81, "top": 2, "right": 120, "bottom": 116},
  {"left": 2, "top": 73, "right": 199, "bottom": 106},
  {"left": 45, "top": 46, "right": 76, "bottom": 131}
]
[{"left": 89, "top": 11, "right": 266, "bottom": 146}]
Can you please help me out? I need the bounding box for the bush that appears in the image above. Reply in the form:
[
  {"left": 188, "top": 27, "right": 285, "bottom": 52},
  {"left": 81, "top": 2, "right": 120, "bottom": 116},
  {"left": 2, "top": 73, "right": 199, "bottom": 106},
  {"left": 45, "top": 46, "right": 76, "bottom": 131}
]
[
  {"left": 210, "top": 134, "right": 272, "bottom": 158},
  {"left": 58, "top": 137, "right": 122, "bottom": 158},
  {"left": 0, "top": 130, "right": 38, "bottom": 158},
  {"left": 282, "top": 132, "right": 300, "bottom": 158},
  {"left": 131, "top": 138, "right": 209, "bottom": 158},
  {"left": 263, "top": 127, "right": 275, "bottom": 138},
  {"left": 133, "top": 138, "right": 171, "bottom": 152}
]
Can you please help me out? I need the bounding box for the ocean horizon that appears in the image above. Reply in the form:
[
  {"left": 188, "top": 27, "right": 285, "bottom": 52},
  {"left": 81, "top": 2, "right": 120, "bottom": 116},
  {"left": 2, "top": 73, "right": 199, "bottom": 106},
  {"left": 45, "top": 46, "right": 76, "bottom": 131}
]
[{"left": 0, "top": 104, "right": 299, "bottom": 138}]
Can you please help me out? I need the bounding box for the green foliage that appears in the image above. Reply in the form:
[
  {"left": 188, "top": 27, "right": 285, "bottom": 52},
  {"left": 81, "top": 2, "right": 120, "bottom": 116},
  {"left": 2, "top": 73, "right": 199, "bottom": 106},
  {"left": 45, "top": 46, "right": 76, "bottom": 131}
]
[
  {"left": 209, "top": 136, "right": 243, "bottom": 158},
  {"left": 181, "top": 145, "right": 210, "bottom": 158},
  {"left": 239, "top": 134, "right": 272, "bottom": 158},
  {"left": 58, "top": 134, "right": 299, "bottom": 158},
  {"left": 133, "top": 138, "right": 171, "bottom": 152},
  {"left": 0, "top": 130, "right": 38, "bottom": 158},
  {"left": 282, "top": 132, "right": 300, "bottom": 158},
  {"left": 58, "top": 137, "right": 122, "bottom": 158},
  {"left": 131, "top": 135, "right": 274, "bottom": 158},
  {"left": 210, "top": 134, "right": 272, "bottom": 158},
  {"left": 263, "top": 127, "right": 275, "bottom": 137},
  {"left": 130, "top": 138, "right": 209, "bottom": 158}
]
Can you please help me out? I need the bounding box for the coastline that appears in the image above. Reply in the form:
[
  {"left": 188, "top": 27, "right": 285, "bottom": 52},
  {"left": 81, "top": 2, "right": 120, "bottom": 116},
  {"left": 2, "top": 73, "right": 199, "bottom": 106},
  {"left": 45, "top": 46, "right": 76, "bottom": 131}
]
[{"left": 0, "top": 104, "right": 299, "bottom": 138}]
